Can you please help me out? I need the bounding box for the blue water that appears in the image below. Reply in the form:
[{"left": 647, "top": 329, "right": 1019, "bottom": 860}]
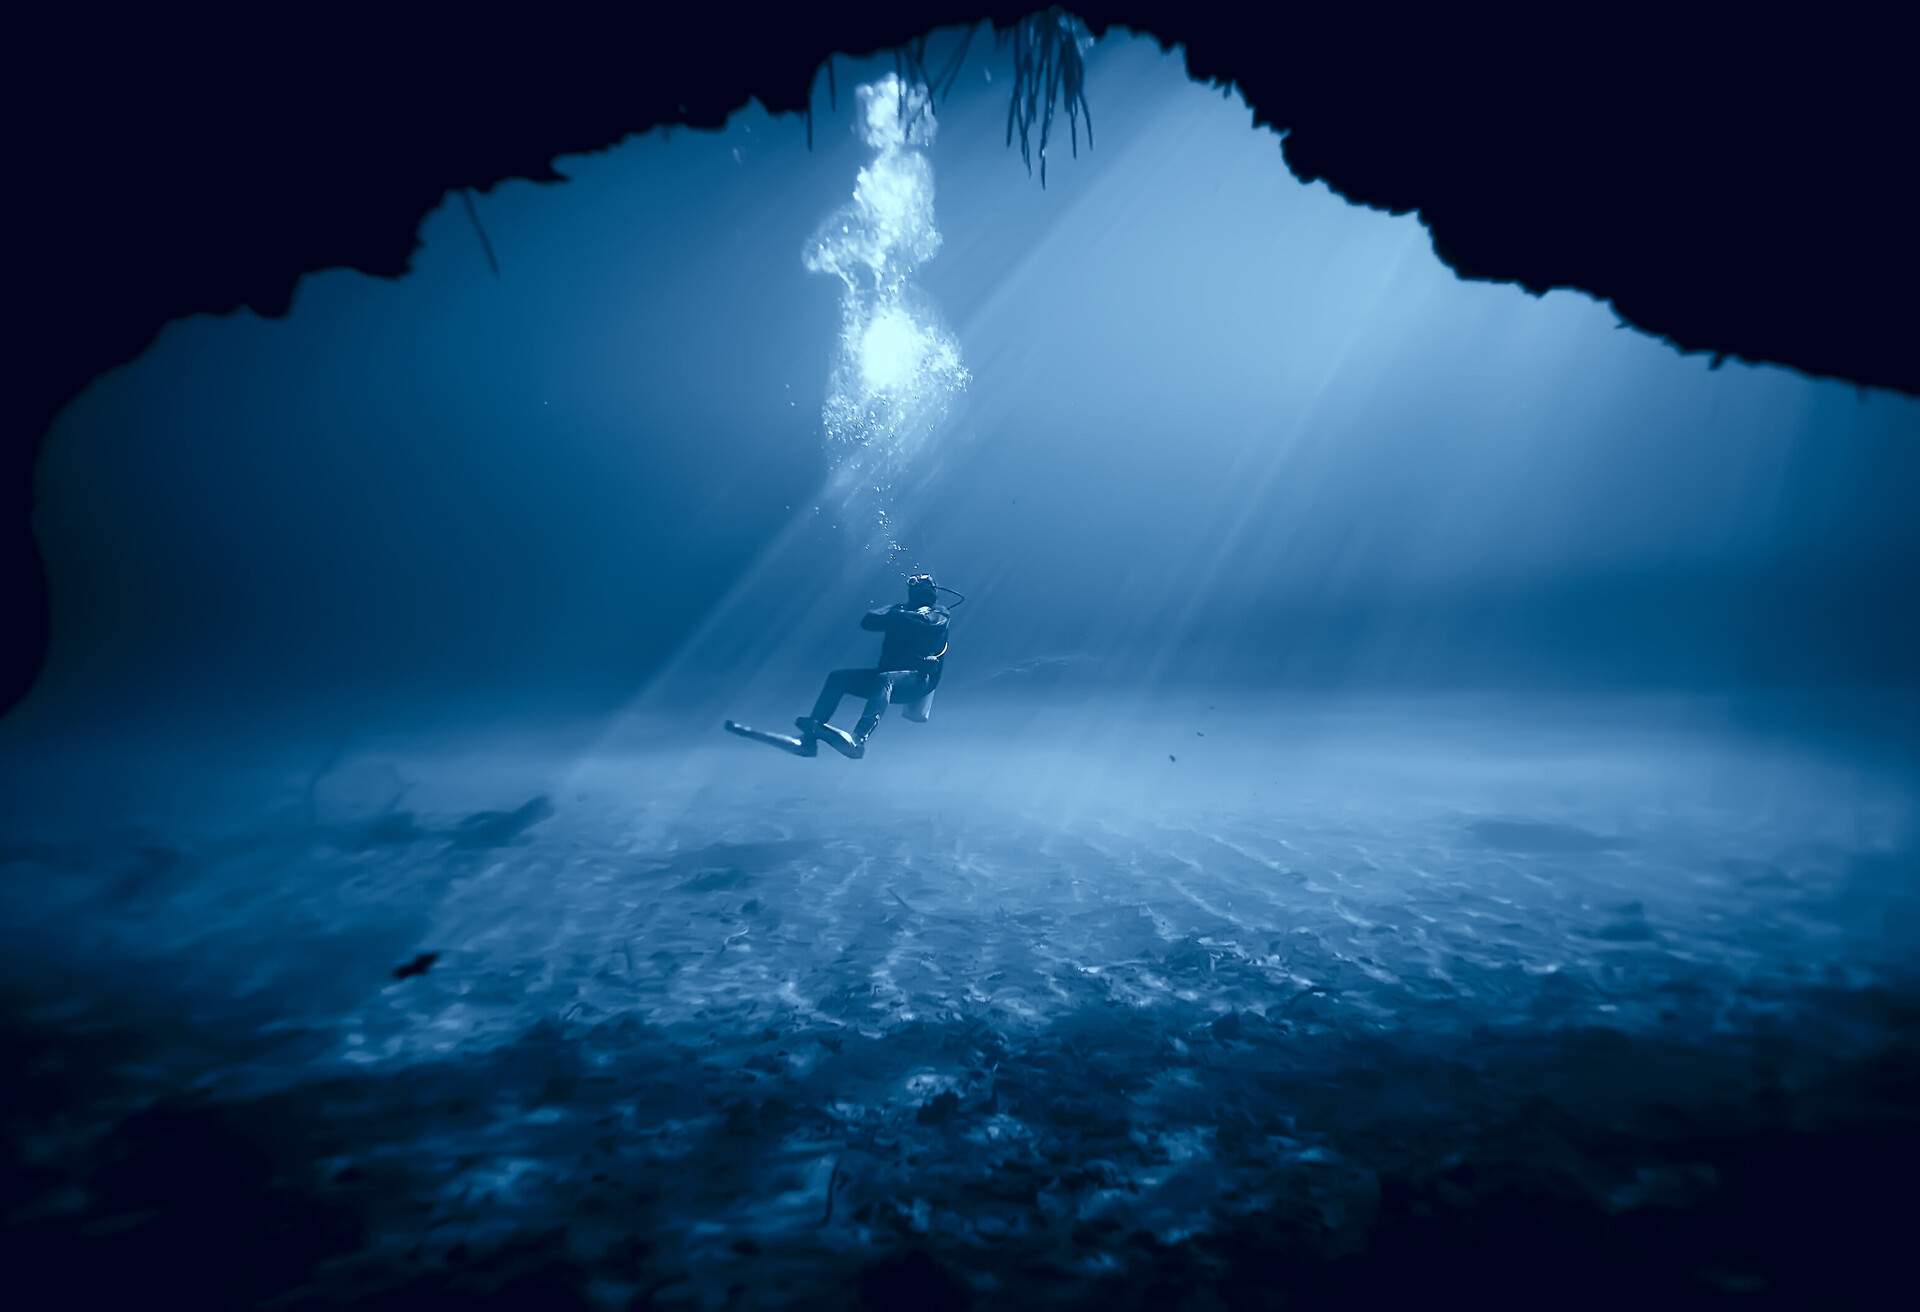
[{"left": 5, "top": 25, "right": 1918, "bottom": 1309}]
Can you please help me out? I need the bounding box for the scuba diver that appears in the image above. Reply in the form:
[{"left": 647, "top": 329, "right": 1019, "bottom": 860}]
[{"left": 724, "top": 574, "right": 964, "bottom": 759}]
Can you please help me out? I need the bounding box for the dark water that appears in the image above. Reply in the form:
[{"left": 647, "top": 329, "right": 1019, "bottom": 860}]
[{"left": 4, "top": 695, "right": 1915, "bottom": 1307}]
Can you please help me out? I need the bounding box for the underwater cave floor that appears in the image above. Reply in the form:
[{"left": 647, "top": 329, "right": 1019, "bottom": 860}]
[{"left": 2, "top": 700, "right": 1917, "bottom": 1308}]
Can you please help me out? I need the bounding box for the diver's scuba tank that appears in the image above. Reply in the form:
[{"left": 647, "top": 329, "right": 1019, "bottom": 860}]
[{"left": 902, "top": 579, "right": 965, "bottom": 723}]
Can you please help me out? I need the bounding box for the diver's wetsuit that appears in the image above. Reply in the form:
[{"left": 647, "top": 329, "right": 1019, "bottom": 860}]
[{"left": 801, "top": 604, "right": 950, "bottom": 758}]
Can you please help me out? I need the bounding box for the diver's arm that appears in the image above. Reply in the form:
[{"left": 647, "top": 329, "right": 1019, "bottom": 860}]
[{"left": 861, "top": 606, "right": 895, "bottom": 631}]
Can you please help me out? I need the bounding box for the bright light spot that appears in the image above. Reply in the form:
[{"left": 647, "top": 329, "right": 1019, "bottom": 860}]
[{"left": 860, "top": 307, "right": 926, "bottom": 392}]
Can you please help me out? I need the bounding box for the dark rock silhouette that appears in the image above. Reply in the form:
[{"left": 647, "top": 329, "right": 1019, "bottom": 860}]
[
  {"left": 443, "top": 796, "right": 557, "bottom": 849},
  {"left": 391, "top": 951, "right": 439, "bottom": 980}
]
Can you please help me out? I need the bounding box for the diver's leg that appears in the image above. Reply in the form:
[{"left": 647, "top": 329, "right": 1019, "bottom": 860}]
[
  {"left": 800, "top": 670, "right": 882, "bottom": 757},
  {"left": 815, "top": 675, "right": 899, "bottom": 759},
  {"left": 806, "top": 669, "right": 859, "bottom": 724},
  {"left": 848, "top": 676, "right": 897, "bottom": 751}
]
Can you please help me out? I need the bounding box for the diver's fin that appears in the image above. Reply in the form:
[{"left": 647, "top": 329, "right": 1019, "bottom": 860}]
[
  {"left": 723, "top": 719, "right": 818, "bottom": 757},
  {"left": 799, "top": 717, "right": 865, "bottom": 760}
]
